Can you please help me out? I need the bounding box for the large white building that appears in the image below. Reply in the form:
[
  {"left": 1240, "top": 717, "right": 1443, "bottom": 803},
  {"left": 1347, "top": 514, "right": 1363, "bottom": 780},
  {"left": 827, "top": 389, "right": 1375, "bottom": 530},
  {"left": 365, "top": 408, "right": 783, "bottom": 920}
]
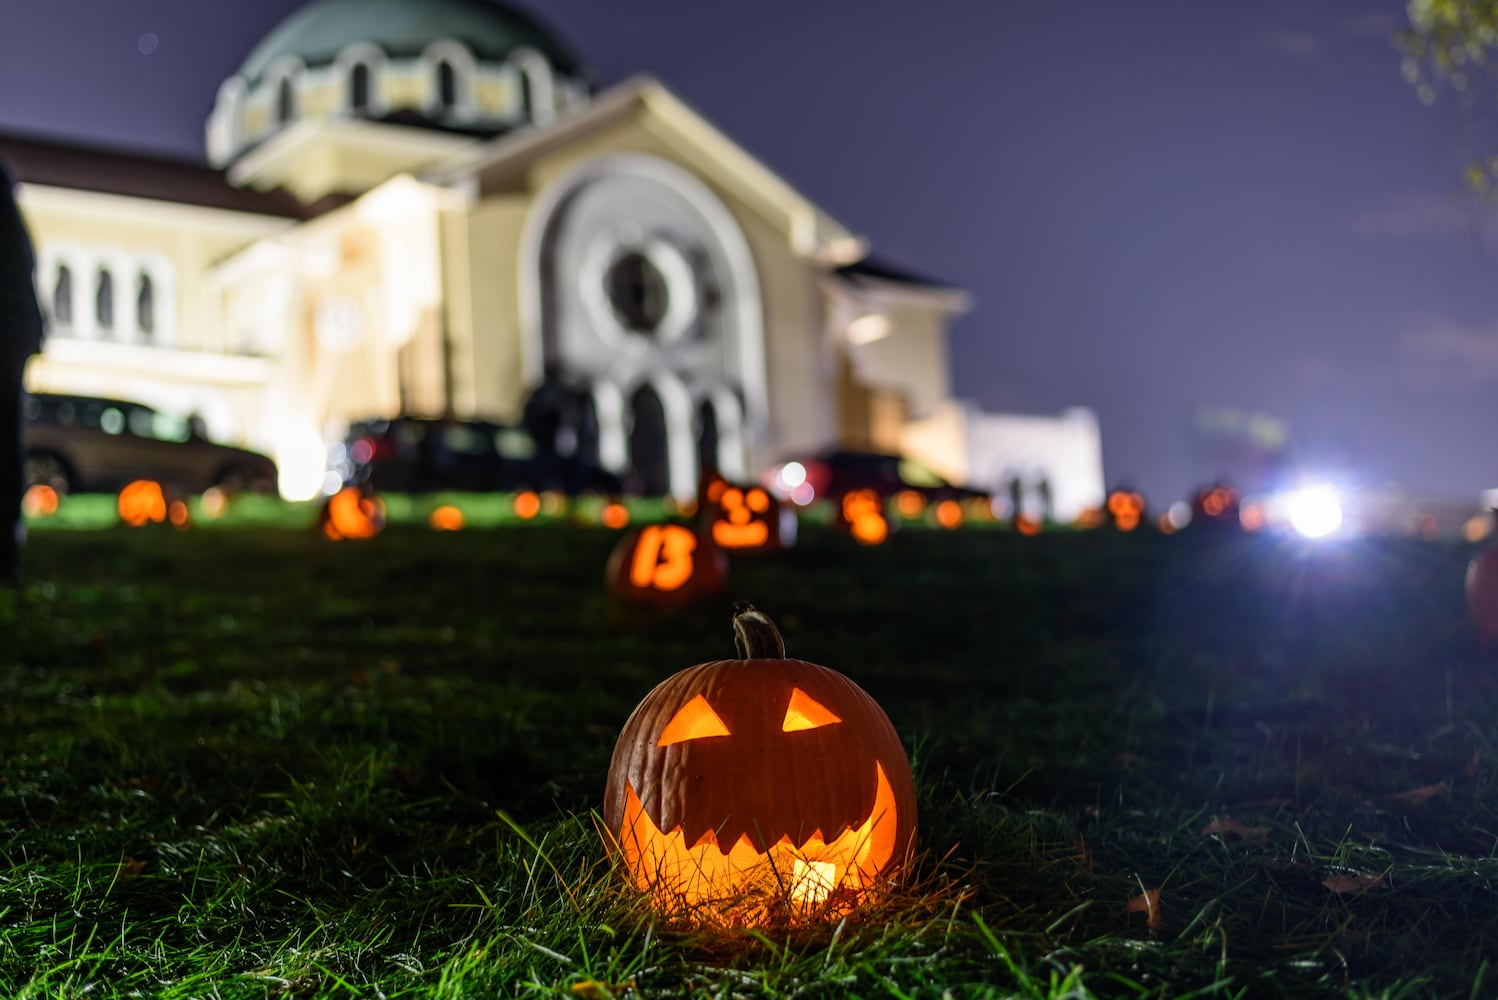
[{"left": 4, "top": 0, "right": 1103, "bottom": 512}]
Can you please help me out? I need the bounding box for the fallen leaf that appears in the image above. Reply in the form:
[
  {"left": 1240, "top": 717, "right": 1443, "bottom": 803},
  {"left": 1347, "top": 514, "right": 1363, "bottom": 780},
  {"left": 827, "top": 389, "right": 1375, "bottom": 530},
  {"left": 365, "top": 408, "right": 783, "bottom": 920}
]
[
  {"left": 1322, "top": 872, "right": 1387, "bottom": 894},
  {"left": 570, "top": 980, "right": 634, "bottom": 999},
  {"left": 1199, "top": 815, "right": 1269, "bottom": 844},
  {"left": 1126, "top": 888, "right": 1163, "bottom": 929},
  {"left": 115, "top": 856, "right": 146, "bottom": 881},
  {"left": 1466, "top": 749, "right": 1483, "bottom": 778},
  {"left": 1391, "top": 780, "right": 1448, "bottom": 807}
]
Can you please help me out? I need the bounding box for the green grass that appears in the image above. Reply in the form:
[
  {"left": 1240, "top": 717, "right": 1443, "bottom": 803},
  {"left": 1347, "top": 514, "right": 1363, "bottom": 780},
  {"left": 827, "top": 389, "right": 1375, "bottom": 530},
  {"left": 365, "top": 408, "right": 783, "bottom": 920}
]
[{"left": 2, "top": 499, "right": 1495, "bottom": 998}]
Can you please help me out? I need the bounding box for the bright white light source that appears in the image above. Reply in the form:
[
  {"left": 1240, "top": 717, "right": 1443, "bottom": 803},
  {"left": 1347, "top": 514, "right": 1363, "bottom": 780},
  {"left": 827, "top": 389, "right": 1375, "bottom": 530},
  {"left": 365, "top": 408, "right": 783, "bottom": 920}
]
[
  {"left": 1167, "top": 500, "right": 1192, "bottom": 530},
  {"left": 1286, "top": 485, "right": 1342, "bottom": 539},
  {"left": 778, "top": 461, "right": 807, "bottom": 489}
]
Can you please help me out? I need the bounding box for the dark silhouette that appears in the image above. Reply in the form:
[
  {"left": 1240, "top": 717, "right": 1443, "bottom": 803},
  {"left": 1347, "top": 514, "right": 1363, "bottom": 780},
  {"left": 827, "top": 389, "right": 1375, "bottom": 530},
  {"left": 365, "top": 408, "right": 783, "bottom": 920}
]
[{"left": 1, "top": 161, "right": 46, "bottom": 587}]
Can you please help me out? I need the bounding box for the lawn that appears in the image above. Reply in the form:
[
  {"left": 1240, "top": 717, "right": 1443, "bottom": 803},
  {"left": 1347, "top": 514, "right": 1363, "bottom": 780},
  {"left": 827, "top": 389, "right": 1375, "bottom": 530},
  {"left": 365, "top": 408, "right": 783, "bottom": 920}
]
[{"left": 2, "top": 497, "right": 1494, "bottom": 998}]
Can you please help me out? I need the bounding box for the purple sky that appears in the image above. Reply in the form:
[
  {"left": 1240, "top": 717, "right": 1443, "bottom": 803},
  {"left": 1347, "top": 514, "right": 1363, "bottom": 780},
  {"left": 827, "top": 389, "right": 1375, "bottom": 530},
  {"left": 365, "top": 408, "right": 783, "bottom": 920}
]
[{"left": 1, "top": 0, "right": 1494, "bottom": 503}]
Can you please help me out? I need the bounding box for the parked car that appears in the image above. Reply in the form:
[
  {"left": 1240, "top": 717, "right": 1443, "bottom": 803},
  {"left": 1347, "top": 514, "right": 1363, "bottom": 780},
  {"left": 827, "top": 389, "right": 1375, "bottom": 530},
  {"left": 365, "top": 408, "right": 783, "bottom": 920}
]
[
  {"left": 336, "top": 416, "right": 622, "bottom": 495},
  {"left": 23, "top": 392, "right": 278, "bottom": 495},
  {"left": 762, "top": 449, "right": 991, "bottom": 506}
]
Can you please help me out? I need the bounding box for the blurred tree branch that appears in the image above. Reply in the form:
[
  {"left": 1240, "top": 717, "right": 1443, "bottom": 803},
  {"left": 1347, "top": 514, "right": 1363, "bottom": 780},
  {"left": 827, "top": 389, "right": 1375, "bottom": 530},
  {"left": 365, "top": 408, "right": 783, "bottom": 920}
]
[{"left": 1402, "top": 0, "right": 1498, "bottom": 192}]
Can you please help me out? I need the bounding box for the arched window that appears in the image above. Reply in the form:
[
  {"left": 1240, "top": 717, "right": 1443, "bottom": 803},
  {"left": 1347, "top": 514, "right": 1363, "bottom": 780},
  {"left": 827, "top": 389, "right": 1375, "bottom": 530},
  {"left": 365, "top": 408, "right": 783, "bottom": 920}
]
[
  {"left": 52, "top": 265, "right": 73, "bottom": 327},
  {"left": 350, "top": 63, "right": 370, "bottom": 112},
  {"left": 95, "top": 269, "right": 114, "bottom": 332},
  {"left": 436, "top": 59, "right": 457, "bottom": 111},
  {"left": 276, "top": 75, "right": 296, "bottom": 123},
  {"left": 136, "top": 272, "right": 155, "bottom": 338}
]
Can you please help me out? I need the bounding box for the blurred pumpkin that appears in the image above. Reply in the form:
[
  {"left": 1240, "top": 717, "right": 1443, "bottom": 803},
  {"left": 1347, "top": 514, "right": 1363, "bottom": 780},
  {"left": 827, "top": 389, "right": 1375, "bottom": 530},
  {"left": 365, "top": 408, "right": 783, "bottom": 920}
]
[
  {"left": 604, "top": 604, "right": 916, "bottom": 926},
  {"left": 1106, "top": 489, "right": 1146, "bottom": 532},
  {"left": 700, "top": 474, "right": 795, "bottom": 551},
  {"left": 1467, "top": 543, "right": 1498, "bottom": 641},
  {"left": 429, "top": 505, "right": 465, "bottom": 531},
  {"left": 606, "top": 523, "right": 727, "bottom": 606},
  {"left": 118, "top": 480, "right": 169, "bottom": 527},
  {"left": 319, "top": 485, "right": 385, "bottom": 540},
  {"left": 838, "top": 489, "right": 890, "bottom": 545},
  {"left": 22, "top": 484, "right": 59, "bottom": 518}
]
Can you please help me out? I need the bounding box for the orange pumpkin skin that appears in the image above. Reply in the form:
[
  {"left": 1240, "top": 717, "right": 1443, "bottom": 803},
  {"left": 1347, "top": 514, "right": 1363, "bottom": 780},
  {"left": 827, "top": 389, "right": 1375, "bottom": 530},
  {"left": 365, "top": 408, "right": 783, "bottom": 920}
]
[
  {"left": 1468, "top": 544, "right": 1498, "bottom": 640},
  {"left": 603, "top": 606, "right": 916, "bottom": 925},
  {"left": 318, "top": 486, "right": 385, "bottom": 540},
  {"left": 605, "top": 523, "right": 728, "bottom": 607}
]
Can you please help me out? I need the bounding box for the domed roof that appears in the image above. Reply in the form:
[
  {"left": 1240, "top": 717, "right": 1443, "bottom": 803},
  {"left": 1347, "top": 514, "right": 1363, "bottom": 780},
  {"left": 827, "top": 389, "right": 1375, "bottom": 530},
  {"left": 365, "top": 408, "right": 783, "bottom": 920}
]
[{"left": 238, "top": 0, "right": 583, "bottom": 84}]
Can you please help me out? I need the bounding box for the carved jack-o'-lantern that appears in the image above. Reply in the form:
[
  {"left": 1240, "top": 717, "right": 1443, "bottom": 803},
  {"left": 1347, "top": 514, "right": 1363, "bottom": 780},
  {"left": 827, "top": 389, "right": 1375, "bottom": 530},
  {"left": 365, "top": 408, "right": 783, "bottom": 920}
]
[
  {"left": 1467, "top": 543, "right": 1498, "bottom": 641},
  {"left": 606, "top": 523, "right": 728, "bottom": 606},
  {"left": 1106, "top": 490, "right": 1146, "bottom": 532},
  {"left": 838, "top": 489, "right": 890, "bottom": 546},
  {"left": 700, "top": 475, "right": 795, "bottom": 551},
  {"left": 319, "top": 486, "right": 385, "bottom": 540},
  {"left": 604, "top": 605, "right": 917, "bottom": 926}
]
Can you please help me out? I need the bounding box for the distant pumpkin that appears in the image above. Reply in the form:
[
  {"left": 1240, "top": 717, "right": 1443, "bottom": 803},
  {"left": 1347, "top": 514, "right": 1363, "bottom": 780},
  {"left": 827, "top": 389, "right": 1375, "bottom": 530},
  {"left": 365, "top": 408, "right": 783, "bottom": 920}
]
[
  {"left": 604, "top": 604, "right": 916, "bottom": 926},
  {"left": 319, "top": 485, "right": 385, "bottom": 540},
  {"left": 118, "top": 480, "right": 169, "bottom": 527},
  {"left": 699, "top": 474, "right": 795, "bottom": 551},
  {"left": 606, "top": 523, "right": 727, "bottom": 606},
  {"left": 1467, "top": 543, "right": 1498, "bottom": 641},
  {"left": 838, "top": 489, "right": 890, "bottom": 545}
]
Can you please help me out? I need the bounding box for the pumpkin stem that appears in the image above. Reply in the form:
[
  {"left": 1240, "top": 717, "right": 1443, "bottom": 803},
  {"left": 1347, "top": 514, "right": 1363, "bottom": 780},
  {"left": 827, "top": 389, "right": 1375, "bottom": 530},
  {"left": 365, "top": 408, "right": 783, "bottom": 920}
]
[{"left": 732, "top": 602, "right": 786, "bottom": 659}]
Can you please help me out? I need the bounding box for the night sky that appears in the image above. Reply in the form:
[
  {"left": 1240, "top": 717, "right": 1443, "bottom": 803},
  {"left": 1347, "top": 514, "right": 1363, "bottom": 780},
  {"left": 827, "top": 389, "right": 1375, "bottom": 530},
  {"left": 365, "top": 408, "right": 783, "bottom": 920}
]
[{"left": 2, "top": 0, "right": 1494, "bottom": 504}]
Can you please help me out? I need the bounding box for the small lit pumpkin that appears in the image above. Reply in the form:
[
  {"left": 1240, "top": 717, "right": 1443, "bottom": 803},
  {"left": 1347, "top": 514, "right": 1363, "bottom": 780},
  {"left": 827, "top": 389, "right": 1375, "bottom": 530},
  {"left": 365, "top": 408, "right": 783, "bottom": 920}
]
[
  {"left": 118, "top": 480, "right": 169, "bottom": 527},
  {"left": 700, "top": 474, "right": 795, "bottom": 551},
  {"left": 838, "top": 489, "right": 890, "bottom": 546},
  {"left": 429, "top": 504, "right": 465, "bottom": 531},
  {"left": 1106, "top": 489, "right": 1146, "bottom": 532},
  {"left": 1467, "top": 543, "right": 1498, "bottom": 641},
  {"left": 606, "top": 523, "right": 728, "bottom": 606},
  {"left": 22, "top": 484, "right": 60, "bottom": 518},
  {"left": 319, "top": 485, "right": 385, "bottom": 540},
  {"left": 604, "top": 604, "right": 917, "bottom": 926}
]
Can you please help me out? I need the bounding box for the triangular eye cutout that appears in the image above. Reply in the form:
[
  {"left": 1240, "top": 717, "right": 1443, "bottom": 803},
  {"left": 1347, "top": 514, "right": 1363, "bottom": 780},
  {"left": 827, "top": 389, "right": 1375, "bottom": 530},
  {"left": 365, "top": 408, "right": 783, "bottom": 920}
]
[
  {"left": 782, "top": 687, "right": 842, "bottom": 732},
  {"left": 656, "top": 694, "right": 731, "bottom": 746}
]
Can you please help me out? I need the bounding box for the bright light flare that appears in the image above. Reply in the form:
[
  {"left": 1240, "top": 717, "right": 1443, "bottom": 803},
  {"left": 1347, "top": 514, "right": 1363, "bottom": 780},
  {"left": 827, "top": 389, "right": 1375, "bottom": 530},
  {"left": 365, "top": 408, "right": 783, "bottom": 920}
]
[
  {"left": 1285, "top": 485, "right": 1343, "bottom": 539},
  {"left": 778, "top": 462, "right": 807, "bottom": 489}
]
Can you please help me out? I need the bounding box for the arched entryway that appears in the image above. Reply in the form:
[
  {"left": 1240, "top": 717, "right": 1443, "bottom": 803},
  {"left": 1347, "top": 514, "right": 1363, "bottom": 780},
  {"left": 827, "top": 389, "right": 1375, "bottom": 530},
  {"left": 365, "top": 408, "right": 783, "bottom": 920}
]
[
  {"left": 696, "top": 399, "right": 719, "bottom": 480},
  {"left": 629, "top": 385, "right": 671, "bottom": 496}
]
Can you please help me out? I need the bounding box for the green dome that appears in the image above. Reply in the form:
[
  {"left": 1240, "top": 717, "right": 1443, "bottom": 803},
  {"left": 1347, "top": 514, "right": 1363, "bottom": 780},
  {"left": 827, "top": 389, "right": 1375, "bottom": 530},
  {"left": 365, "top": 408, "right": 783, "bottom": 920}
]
[{"left": 238, "top": 0, "right": 583, "bottom": 84}]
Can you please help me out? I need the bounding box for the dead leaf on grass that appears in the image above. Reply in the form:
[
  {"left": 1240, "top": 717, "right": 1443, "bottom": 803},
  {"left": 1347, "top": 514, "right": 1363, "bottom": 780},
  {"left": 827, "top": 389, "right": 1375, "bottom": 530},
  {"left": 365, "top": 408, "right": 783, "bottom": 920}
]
[
  {"left": 570, "top": 980, "right": 634, "bottom": 999},
  {"left": 1391, "top": 780, "right": 1448, "bottom": 807},
  {"left": 1322, "top": 872, "right": 1387, "bottom": 893},
  {"left": 115, "top": 856, "right": 146, "bottom": 881},
  {"left": 1199, "top": 815, "right": 1269, "bottom": 844},
  {"left": 1466, "top": 749, "right": 1483, "bottom": 778},
  {"left": 1125, "top": 888, "right": 1163, "bottom": 929}
]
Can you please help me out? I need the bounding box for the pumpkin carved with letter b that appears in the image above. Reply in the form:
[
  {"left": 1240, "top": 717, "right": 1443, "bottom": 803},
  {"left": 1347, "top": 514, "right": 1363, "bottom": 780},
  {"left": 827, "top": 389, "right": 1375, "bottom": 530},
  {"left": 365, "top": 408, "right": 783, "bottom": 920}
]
[{"left": 603, "top": 604, "right": 916, "bottom": 926}]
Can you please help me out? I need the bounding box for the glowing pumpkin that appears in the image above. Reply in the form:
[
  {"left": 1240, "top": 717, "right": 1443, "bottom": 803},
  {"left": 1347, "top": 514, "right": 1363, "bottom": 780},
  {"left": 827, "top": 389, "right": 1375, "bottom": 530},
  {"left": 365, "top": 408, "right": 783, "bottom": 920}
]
[
  {"left": 604, "top": 604, "right": 917, "bottom": 926},
  {"left": 1467, "top": 543, "right": 1498, "bottom": 641},
  {"left": 429, "top": 505, "right": 465, "bottom": 531},
  {"left": 319, "top": 486, "right": 385, "bottom": 540},
  {"left": 933, "top": 499, "right": 963, "bottom": 530},
  {"left": 700, "top": 475, "right": 795, "bottom": 551},
  {"left": 513, "top": 491, "right": 541, "bottom": 520},
  {"left": 606, "top": 523, "right": 728, "bottom": 606},
  {"left": 838, "top": 489, "right": 890, "bottom": 546},
  {"left": 118, "top": 480, "right": 169, "bottom": 527},
  {"left": 601, "top": 501, "right": 631, "bottom": 530},
  {"left": 1106, "top": 490, "right": 1146, "bottom": 532},
  {"left": 22, "top": 484, "right": 59, "bottom": 518}
]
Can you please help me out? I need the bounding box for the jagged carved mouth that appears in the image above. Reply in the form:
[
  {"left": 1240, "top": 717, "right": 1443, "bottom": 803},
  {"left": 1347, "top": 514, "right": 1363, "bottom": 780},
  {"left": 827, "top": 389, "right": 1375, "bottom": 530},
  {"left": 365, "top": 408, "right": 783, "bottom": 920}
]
[{"left": 616, "top": 761, "right": 899, "bottom": 918}]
